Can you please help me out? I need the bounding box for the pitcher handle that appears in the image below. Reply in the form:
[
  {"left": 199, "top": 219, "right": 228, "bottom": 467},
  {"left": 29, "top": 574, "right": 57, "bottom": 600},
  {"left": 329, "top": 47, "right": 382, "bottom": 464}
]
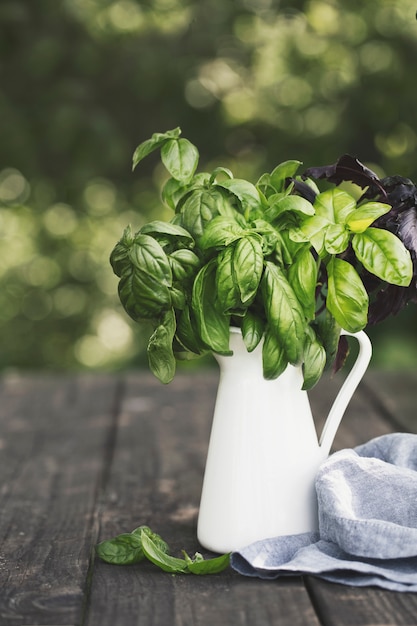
[{"left": 319, "top": 330, "right": 372, "bottom": 457}]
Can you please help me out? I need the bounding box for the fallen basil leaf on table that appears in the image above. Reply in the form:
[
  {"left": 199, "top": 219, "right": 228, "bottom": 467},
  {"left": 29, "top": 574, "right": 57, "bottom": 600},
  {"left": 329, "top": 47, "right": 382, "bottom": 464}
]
[
  {"left": 96, "top": 532, "right": 145, "bottom": 565},
  {"left": 133, "top": 525, "right": 170, "bottom": 553},
  {"left": 96, "top": 526, "right": 230, "bottom": 574},
  {"left": 140, "top": 530, "right": 189, "bottom": 573},
  {"left": 183, "top": 550, "right": 231, "bottom": 575}
]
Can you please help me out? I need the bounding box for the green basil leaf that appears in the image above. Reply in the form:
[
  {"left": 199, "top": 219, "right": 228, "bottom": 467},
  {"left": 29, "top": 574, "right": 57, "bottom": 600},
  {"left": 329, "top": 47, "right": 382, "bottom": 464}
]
[
  {"left": 261, "top": 262, "right": 305, "bottom": 364},
  {"left": 169, "top": 249, "right": 201, "bottom": 281},
  {"left": 262, "top": 328, "right": 288, "bottom": 379},
  {"left": 256, "top": 172, "right": 275, "bottom": 197},
  {"left": 289, "top": 215, "right": 330, "bottom": 256},
  {"left": 233, "top": 235, "right": 264, "bottom": 304},
  {"left": 314, "top": 189, "right": 356, "bottom": 224},
  {"left": 186, "top": 552, "right": 231, "bottom": 575},
  {"left": 211, "top": 188, "right": 238, "bottom": 218},
  {"left": 192, "top": 261, "right": 231, "bottom": 354},
  {"left": 110, "top": 225, "right": 135, "bottom": 277},
  {"left": 313, "top": 309, "right": 341, "bottom": 370},
  {"left": 132, "top": 128, "right": 181, "bottom": 171},
  {"left": 134, "top": 526, "right": 169, "bottom": 553},
  {"left": 183, "top": 551, "right": 202, "bottom": 566},
  {"left": 179, "top": 188, "right": 230, "bottom": 238},
  {"left": 115, "top": 233, "right": 173, "bottom": 320},
  {"left": 161, "top": 138, "right": 199, "bottom": 183},
  {"left": 267, "top": 194, "right": 315, "bottom": 221},
  {"left": 175, "top": 304, "right": 206, "bottom": 354},
  {"left": 128, "top": 234, "right": 172, "bottom": 287},
  {"left": 352, "top": 228, "right": 413, "bottom": 287},
  {"left": 161, "top": 177, "right": 188, "bottom": 210},
  {"left": 326, "top": 257, "right": 368, "bottom": 332},
  {"left": 209, "top": 166, "right": 234, "bottom": 183},
  {"left": 215, "top": 179, "right": 262, "bottom": 215},
  {"left": 215, "top": 246, "right": 241, "bottom": 313},
  {"left": 118, "top": 270, "right": 171, "bottom": 320},
  {"left": 147, "top": 309, "right": 176, "bottom": 383},
  {"left": 140, "top": 530, "right": 189, "bottom": 574},
  {"left": 288, "top": 248, "right": 318, "bottom": 321},
  {"left": 346, "top": 202, "right": 391, "bottom": 233},
  {"left": 324, "top": 223, "right": 350, "bottom": 254},
  {"left": 163, "top": 173, "right": 212, "bottom": 212},
  {"left": 169, "top": 258, "right": 190, "bottom": 283},
  {"left": 302, "top": 332, "right": 327, "bottom": 390},
  {"left": 250, "top": 219, "right": 278, "bottom": 254},
  {"left": 242, "top": 311, "right": 265, "bottom": 352},
  {"left": 273, "top": 230, "right": 297, "bottom": 265},
  {"left": 96, "top": 533, "right": 144, "bottom": 565},
  {"left": 140, "top": 221, "right": 195, "bottom": 248},
  {"left": 170, "top": 286, "right": 186, "bottom": 310},
  {"left": 269, "top": 160, "right": 302, "bottom": 192},
  {"left": 199, "top": 216, "right": 245, "bottom": 250}
]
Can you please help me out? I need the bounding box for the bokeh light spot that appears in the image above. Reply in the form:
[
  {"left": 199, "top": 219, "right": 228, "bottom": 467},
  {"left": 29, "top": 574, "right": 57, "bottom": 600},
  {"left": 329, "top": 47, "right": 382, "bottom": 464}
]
[
  {"left": 43, "top": 203, "right": 78, "bottom": 237},
  {"left": 84, "top": 179, "right": 117, "bottom": 215},
  {"left": 304, "top": 105, "right": 339, "bottom": 137},
  {"left": 53, "top": 285, "right": 88, "bottom": 316},
  {"left": 107, "top": 0, "right": 144, "bottom": 32},
  {"left": 0, "top": 169, "right": 30, "bottom": 205},
  {"left": 75, "top": 335, "right": 108, "bottom": 368},
  {"left": 25, "top": 257, "right": 61, "bottom": 288},
  {"left": 375, "top": 124, "right": 417, "bottom": 159},
  {"left": 96, "top": 309, "right": 133, "bottom": 351},
  {"left": 360, "top": 41, "right": 394, "bottom": 73},
  {"left": 276, "top": 76, "right": 312, "bottom": 109}
]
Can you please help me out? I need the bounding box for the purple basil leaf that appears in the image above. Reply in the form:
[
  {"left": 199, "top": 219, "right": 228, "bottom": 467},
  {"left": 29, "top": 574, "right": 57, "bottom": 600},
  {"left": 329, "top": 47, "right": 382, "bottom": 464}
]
[
  {"left": 397, "top": 207, "right": 417, "bottom": 261},
  {"left": 303, "top": 155, "right": 386, "bottom": 195},
  {"left": 290, "top": 178, "right": 318, "bottom": 203},
  {"left": 363, "top": 176, "right": 417, "bottom": 214},
  {"left": 333, "top": 335, "right": 349, "bottom": 374},
  {"left": 302, "top": 162, "right": 338, "bottom": 183},
  {"left": 368, "top": 282, "right": 417, "bottom": 325},
  {"left": 369, "top": 177, "right": 417, "bottom": 314}
]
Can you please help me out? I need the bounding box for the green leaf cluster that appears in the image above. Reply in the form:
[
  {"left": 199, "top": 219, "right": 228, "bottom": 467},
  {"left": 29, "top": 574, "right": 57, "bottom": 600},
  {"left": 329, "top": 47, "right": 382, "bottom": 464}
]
[
  {"left": 111, "top": 129, "right": 413, "bottom": 388},
  {"left": 96, "top": 525, "right": 230, "bottom": 575}
]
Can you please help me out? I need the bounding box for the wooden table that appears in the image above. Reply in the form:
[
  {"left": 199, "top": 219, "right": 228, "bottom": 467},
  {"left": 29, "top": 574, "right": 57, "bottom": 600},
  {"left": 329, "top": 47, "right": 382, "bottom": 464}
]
[{"left": 1, "top": 368, "right": 417, "bottom": 625}]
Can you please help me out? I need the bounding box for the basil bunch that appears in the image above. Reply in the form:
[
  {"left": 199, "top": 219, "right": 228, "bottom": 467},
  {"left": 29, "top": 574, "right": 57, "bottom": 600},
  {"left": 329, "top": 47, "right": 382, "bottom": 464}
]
[{"left": 110, "top": 128, "right": 413, "bottom": 388}]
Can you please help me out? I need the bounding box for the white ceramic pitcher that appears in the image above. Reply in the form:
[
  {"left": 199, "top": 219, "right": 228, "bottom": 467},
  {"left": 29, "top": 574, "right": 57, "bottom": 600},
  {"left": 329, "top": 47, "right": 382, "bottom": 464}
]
[{"left": 197, "top": 327, "right": 372, "bottom": 553}]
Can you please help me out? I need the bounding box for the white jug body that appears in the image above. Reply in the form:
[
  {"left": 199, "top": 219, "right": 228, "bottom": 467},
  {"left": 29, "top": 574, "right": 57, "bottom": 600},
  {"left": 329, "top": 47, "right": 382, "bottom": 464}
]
[{"left": 197, "top": 327, "right": 372, "bottom": 553}]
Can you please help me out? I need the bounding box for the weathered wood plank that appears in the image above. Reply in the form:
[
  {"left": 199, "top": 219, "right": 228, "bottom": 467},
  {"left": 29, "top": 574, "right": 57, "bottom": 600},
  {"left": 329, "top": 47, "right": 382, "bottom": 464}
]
[
  {"left": 306, "top": 579, "right": 417, "bottom": 626},
  {"left": 86, "top": 372, "right": 321, "bottom": 626},
  {"left": 0, "top": 373, "right": 121, "bottom": 625},
  {"left": 170, "top": 574, "right": 319, "bottom": 626}
]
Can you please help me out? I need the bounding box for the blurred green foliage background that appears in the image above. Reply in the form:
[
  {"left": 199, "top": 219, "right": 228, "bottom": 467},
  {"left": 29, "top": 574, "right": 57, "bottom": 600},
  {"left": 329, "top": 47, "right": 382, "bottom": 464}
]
[{"left": 1, "top": 0, "right": 417, "bottom": 373}]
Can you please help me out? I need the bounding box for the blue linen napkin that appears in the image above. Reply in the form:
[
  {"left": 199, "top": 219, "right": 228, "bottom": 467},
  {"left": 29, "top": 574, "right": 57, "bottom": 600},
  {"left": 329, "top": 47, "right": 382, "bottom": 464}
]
[{"left": 231, "top": 433, "right": 417, "bottom": 592}]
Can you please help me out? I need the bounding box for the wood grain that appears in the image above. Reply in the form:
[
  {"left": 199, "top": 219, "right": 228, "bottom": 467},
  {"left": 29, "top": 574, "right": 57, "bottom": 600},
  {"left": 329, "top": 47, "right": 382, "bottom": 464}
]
[
  {"left": 0, "top": 373, "right": 121, "bottom": 625},
  {"left": 0, "top": 369, "right": 416, "bottom": 625}
]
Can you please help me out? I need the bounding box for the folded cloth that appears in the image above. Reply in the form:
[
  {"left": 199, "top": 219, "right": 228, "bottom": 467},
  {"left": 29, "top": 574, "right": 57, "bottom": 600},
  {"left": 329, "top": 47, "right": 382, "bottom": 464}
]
[{"left": 231, "top": 433, "right": 417, "bottom": 592}]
